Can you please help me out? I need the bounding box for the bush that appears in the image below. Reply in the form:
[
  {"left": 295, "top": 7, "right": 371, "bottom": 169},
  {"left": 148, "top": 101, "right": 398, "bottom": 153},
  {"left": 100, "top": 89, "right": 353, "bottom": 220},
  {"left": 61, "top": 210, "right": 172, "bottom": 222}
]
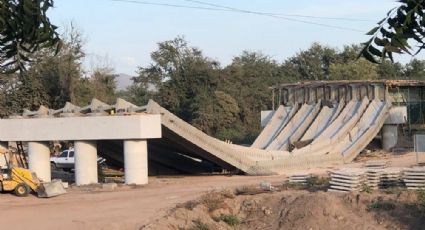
[
  {"left": 188, "top": 219, "right": 209, "bottom": 230},
  {"left": 306, "top": 176, "right": 330, "bottom": 191},
  {"left": 219, "top": 214, "right": 240, "bottom": 226},
  {"left": 361, "top": 184, "right": 372, "bottom": 193},
  {"left": 367, "top": 198, "right": 396, "bottom": 211},
  {"left": 235, "top": 186, "right": 265, "bottom": 195},
  {"left": 416, "top": 189, "right": 425, "bottom": 208},
  {"left": 200, "top": 191, "right": 226, "bottom": 212},
  {"left": 220, "top": 189, "right": 235, "bottom": 199},
  {"left": 184, "top": 200, "right": 200, "bottom": 210}
]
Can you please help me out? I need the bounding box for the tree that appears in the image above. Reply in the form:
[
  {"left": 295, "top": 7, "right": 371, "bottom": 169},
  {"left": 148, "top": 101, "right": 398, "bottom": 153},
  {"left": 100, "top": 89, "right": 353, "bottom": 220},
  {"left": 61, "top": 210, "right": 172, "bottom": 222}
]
[
  {"left": 90, "top": 67, "right": 117, "bottom": 104},
  {"left": 0, "top": 72, "right": 48, "bottom": 116},
  {"left": 329, "top": 59, "right": 379, "bottom": 80},
  {"left": 0, "top": 0, "right": 60, "bottom": 73},
  {"left": 220, "top": 51, "right": 283, "bottom": 142},
  {"left": 404, "top": 58, "right": 425, "bottom": 79},
  {"left": 361, "top": 0, "right": 425, "bottom": 62},
  {"left": 377, "top": 60, "right": 404, "bottom": 79},
  {"left": 285, "top": 43, "right": 339, "bottom": 80},
  {"left": 131, "top": 37, "right": 221, "bottom": 126},
  {"left": 25, "top": 25, "right": 85, "bottom": 108}
]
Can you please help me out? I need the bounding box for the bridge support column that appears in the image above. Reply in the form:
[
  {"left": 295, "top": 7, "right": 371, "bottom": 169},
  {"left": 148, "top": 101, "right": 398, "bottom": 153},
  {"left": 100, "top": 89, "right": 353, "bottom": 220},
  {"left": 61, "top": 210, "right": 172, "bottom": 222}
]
[
  {"left": 28, "top": 142, "right": 51, "bottom": 182},
  {"left": 0, "top": 141, "right": 7, "bottom": 154},
  {"left": 382, "top": 124, "right": 398, "bottom": 151},
  {"left": 124, "top": 140, "right": 148, "bottom": 185},
  {"left": 75, "top": 141, "right": 98, "bottom": 185},
  {"left": 0, "top": 142, "right": 8, "bottom": 168}
]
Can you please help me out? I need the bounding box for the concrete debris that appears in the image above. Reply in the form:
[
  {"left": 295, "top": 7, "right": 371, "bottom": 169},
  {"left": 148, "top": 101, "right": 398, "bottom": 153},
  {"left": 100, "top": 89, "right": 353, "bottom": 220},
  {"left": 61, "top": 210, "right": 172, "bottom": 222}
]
[
  {"left": 102, "top": 183, "right": 118, "bottom": 191},
  {"left": 260, "top": 181, "right": 274, "bottom": 191}
]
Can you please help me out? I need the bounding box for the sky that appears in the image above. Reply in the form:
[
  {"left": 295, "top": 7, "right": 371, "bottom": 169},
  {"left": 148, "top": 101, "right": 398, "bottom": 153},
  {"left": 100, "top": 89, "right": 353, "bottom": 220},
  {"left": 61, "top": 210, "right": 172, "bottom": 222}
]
[{"left": 48, "top": 0, "right": 412, "bottom": 75}]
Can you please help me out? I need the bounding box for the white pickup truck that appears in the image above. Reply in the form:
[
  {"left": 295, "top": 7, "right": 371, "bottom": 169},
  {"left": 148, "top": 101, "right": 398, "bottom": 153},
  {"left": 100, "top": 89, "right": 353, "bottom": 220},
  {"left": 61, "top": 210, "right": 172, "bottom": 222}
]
[{"left": 50, "top": 149, "right": 106, "bottom": 171}]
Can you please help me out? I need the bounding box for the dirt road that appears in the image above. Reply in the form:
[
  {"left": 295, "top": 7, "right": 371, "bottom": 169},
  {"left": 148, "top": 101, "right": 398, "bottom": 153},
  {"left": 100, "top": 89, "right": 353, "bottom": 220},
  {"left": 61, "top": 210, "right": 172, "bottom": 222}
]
[{"left": 0, "top": 152, "right": 419, "bottom": 230}]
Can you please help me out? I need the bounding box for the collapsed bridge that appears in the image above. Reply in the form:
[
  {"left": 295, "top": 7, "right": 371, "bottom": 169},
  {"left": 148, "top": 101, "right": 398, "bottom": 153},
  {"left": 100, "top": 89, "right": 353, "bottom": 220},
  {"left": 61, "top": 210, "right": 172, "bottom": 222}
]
[{"left": 0, "top": 81, "right": 408, "bottom": 183}]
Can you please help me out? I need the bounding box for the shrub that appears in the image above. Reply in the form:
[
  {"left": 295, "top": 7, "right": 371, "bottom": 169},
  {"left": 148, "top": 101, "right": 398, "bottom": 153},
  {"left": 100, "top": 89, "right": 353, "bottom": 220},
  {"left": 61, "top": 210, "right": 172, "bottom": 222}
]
[
  {"left": 200, "top": 191, "right": 226, "bottom": 212},
  {"left": 367, "top": 198, "right": 396, "bottom": 211},
  {"left": 220, "top": 189, "right": 235, "bottom": 199},
  {"left": 306, "top": 176, "right": 330, "bottom": 191},
  {"left": 188, "top": 219, "right": 209, "bottom": 230},
  {"left": 184, "top": 200, "right": 200, "bottom": 210},
  {"left": 219, "top": 214, "right": 240, "bottom": 226},
  {"left": 416, "top": 189, "right": 425, "bottom": 208},
  {"left": 361, "top": 184, "right": 372, "bottom": 193}
]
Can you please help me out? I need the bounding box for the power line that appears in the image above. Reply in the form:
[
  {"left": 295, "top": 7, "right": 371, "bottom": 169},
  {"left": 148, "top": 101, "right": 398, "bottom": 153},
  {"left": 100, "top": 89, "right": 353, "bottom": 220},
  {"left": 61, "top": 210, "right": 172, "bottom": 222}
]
[
  {"left": 183, "top": 0, "right": 374, "bottom": 22},
  {"left": 110, "top": 0, "right": 365, "bottom": 32}
]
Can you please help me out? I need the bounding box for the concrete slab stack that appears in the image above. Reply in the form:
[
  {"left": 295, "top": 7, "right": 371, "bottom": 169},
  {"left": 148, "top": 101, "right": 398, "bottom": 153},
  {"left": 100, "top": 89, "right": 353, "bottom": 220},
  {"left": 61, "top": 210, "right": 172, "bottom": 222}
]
[
  {"left": 328, "top": 168, "right": 366, "bottom": 192},
  {"left": 288, "top": 173, "right": 311, "bottom": 184},
  {"left": 365, "top": 168, "right": 402, "bottom": 190},
  {"left": 403, "top": 167, "right": 425, "bottom": 190},
  {"left": 364, "top": 160, "right": 388, "bottom": 169}
]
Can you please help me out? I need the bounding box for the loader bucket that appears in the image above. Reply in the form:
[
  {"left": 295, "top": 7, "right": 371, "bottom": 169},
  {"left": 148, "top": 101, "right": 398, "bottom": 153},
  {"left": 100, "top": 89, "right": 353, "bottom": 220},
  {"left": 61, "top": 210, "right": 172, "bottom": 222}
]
[{"left": 37, "top": 179, "right": 67, "bottom": 198}]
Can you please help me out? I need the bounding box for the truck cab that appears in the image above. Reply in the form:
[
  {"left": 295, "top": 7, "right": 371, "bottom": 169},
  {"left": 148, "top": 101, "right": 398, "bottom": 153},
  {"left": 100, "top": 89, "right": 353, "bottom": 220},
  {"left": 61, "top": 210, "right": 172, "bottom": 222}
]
[{"left": 50, "top": 149, "right": 74, "bottom": 170}]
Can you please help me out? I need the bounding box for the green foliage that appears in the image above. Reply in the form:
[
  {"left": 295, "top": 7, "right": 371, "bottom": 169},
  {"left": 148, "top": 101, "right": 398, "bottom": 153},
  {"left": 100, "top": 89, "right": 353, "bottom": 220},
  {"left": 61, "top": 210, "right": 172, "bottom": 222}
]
[
  {"left": 200, "top": 191, "right": 226, "bottom": 212},
  {"left": 404, "top": 59, "right": 425, "bottom": 80},
  {"left": 416, "top": 189, "right": 425, "bottom": 208},
  {"left": 361, "top": 184, "right": 373, "bottom": 193},
  {"left": 90, "top": 68, "right": 117, "bottom": 104},
  {"left": 305, "top": 176, "right": 330, "bottom": 191},
  {"left": 329, "top": 59, "right": 379, "bottom": 80},
  {"left": 0, "top": 72, "right": 48, "bottom": 116},
  {"left": 285, "top": 42, "right": 339, "bottom": 80},
  {"left": 367, "top": 198, "right": 396, "bottom": 211},
  {"left": 27, "top": 25, "right": 85, "bottom": 108},
  {"left": 0, "top": 27, "right": 117, "bottom": 115},
  {"left": 361, "top": 0, "right": 425, "bottom": 62},
  {"left": 187, "top": 219, "right": 209, "bottom": 230},
  {"left": 219, "top": 214, "right": 240, "bottom": 226},
  {"left": 0, "top": 0, "right": 60, "bottom": 73}
]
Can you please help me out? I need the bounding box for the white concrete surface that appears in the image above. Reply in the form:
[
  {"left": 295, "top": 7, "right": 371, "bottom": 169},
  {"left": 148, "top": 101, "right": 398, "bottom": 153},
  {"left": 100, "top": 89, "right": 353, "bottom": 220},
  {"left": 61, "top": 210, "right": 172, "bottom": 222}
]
[
  {"left": 385, "top": 106, "right": 407, "bottom": 124},
  {"left": 0, "top": 115, "right": 161, "bottom": 141},
  {"left": 28, "top": 142, "right": 51, "bottom": 182},
  {"left": 382, "top": 124, "right": 398, "bottom": 151},
  {"left": 74, "top": 141, "right": 98, "bottom": 185},
  {"left": 124, "top": 140, "right": 148, "bottom": 185},
  {"left": 260, "top": 110, "right": 275, "bottom": 128}
]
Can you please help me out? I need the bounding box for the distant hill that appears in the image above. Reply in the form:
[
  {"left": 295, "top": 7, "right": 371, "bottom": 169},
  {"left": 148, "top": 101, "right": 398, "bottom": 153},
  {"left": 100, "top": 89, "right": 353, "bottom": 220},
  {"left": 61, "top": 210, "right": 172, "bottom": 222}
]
[{"left": 116, "top": 73, "right": 134, "bottom": 91}]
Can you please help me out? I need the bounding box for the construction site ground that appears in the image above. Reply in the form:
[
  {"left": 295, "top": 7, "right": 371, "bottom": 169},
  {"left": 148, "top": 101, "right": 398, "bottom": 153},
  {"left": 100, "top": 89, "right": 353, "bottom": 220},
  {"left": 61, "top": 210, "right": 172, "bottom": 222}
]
[{"left": 0, "top": 151, "right": 422, "bottom": 230}]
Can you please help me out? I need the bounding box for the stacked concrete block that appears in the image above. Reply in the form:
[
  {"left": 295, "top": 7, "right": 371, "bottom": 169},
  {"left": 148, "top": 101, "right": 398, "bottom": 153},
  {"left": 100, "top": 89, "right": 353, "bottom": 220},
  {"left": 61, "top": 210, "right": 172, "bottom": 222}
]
[
  {"left": 288, "top": 173, "right": 312, "bottom": 184},
  {"left": 328, "top": 168, "right": 366, "bottom": 192},
  {"left": 403, "top": 167, "right": 425, "bottom": 190},
  {"left": 365, "top": 168, "right": 402, "bottom": 190},
  {"left": 364, "top": 160, "right": 388, "bottom": 169}
]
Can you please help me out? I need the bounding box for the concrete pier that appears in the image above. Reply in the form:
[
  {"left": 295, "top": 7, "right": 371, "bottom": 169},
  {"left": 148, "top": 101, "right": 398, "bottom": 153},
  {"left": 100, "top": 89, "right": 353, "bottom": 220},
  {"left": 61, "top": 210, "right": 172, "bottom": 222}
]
[
  {"left": 382, "top": 124, "right": 398, "bottom": 151},
  {"left": 0, "top": 141, "right": 7, "bottom": 153},
  {"left": 28, "top": 142, "right": 51, "bottom": 182},
  {"left": 124, "top": 140, "right": 148, "bottom": 185},
  {"left": 75, "top": 141, "right": 98, "bottom": 185}
]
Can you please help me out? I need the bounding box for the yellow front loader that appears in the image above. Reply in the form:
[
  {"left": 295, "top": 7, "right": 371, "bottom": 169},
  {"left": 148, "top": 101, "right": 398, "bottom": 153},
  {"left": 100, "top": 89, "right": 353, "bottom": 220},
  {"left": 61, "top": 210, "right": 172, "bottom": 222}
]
[{"left": 0, "top": 167, "right": 66, "bottom": 198}]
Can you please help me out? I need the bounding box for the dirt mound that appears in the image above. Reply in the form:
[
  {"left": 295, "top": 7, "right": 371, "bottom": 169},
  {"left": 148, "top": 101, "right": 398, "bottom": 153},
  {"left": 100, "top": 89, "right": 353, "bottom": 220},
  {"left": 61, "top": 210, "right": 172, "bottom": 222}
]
[{"left": 143, "top": 188, "right": 425, "bottom": 230}]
